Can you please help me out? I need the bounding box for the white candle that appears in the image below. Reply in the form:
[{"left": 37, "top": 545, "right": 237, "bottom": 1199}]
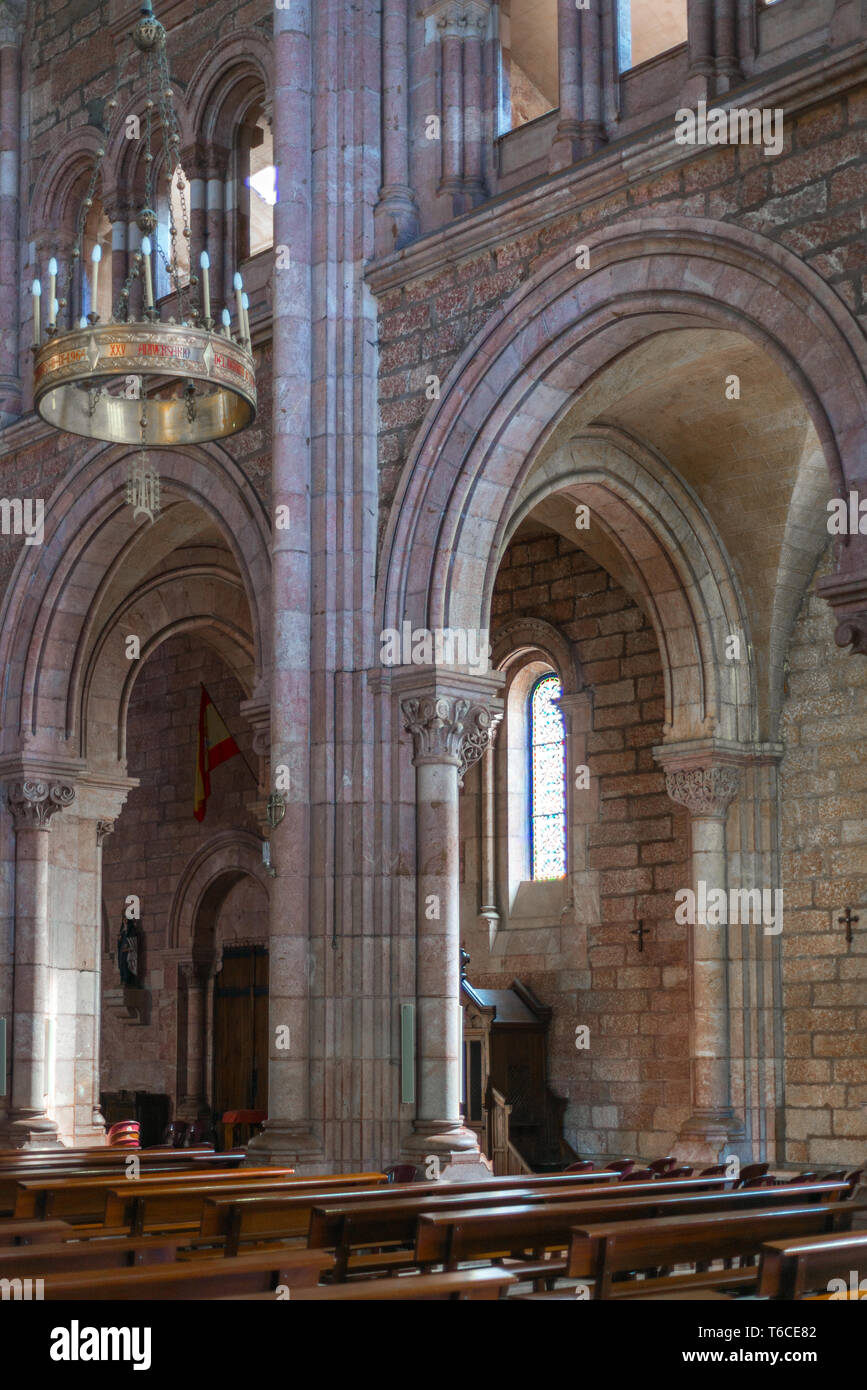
[
  {"left": 199, "top": 249, "right": 211, "bottom": 321},
  {"left": 221, "top": 307, "right": 232, "bottom": 339},
  {"left": 90, "top": 244, "right": 101, "bottom": 316},
  {"left": 141, "top": 236, "right": 154, "bottom": 310},
  {"left": 52, "top": 298, "right": 59, "bottom": 324},
  {"left": 32, "top": 279, "right": 41, "bottom": 346},
  {"left": 233, "top": 271, "right": 244, "bottom": 342},
  {"left": 79, "top": 316, "right": 88, "bottom": 329},
  {"left": 241, "top": 291, "right": 250, "bottom": 347},
  {"left": 48, "top": 257, "right": 57, "bottom": 322}
]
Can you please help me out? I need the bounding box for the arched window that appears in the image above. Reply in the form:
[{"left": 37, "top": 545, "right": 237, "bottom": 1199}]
[
  {"left": 617, "top": 0, "right": 687, "bottom": 73},
  {"left": 528, "top": 672, "right": 566, "bottom": 880},
  {"left": 237, "top": 102, "right": 274, "bottom": 260},
  {"left": 156, "top": 166, "right": 191, "bottom": 300},
  {"left": 499, "top": 0, "right": 559, "bottom": 135}
]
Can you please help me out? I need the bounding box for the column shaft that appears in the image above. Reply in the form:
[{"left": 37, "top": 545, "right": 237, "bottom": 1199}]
[{"left": 0, "top": 32, "right": 22, "bottom": 423}]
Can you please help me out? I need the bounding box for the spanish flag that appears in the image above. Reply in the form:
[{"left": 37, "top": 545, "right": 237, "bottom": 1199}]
[{"left": 194, "top": 684, "right": 241, "bottom": 821}]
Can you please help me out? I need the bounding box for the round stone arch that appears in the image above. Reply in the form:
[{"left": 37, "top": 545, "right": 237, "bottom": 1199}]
[
  {"left": 186, "top": 32, "right": 273, "bottom": 148},
  {"left": 0, "top": 440, "right": 271, "bottom": 759},
  {"left": 377, "top": 215, "right": 867, "bottom": 746},
  {"left": 168, "top": 829, "right": 270, "bottom": 953}
]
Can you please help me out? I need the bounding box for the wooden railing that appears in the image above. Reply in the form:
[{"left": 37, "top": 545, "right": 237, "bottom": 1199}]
[{"left": 484, "top": 1086, "right": 534, "bottom": 1176}]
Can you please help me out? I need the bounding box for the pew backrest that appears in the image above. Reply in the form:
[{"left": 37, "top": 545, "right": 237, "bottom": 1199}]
[{"left": 758, "top": 1229, "right": 867, "bottom": 1299}]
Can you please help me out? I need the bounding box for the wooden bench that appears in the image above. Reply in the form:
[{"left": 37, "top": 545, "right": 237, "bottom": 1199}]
[
  {"left": 570, "top": 1202, "right": 865, "bottom": 1299},
  {"left": 12, "top": 1165, "right": 299, "bottom": 1223},
  {"left": 758, "top": 1229, "right": 867, "bottom": 1299},
  {"left": 0, "top": 1235, "right": 185, "bottom": 1275},
  {"left": 222, "top": 1268, "right": 517, "bottom": 1300},
  {"left": 36, "top": 1247, "right": 335, "bottom": 1299},
  {"left": 200, "top": 1170, "right": 628, "bottom": 1255},
  {"left": 0, "top": 1149, "right": 243, "bottom": 1215},
  {"left": 0, "top": 1219, "right": 72, "bottom": 1246},
  {"left": 110, "top": 1171, "right": 387, "bottom": 1238},
  {"left": 308, "top": 1176, "right": 736, "bottom": 1283}
]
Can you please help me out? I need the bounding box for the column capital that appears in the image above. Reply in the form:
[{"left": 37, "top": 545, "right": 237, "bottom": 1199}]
[
  {"left": 653, "top": 739, "right": 783, "bottom": 818},
  {"left": 394, "top": 666, "right": 504, "bottom": 776},
  {"left": 7, "top": 779, "right": 75, "bottom": 830},
  {"left": 429, "top": 0, "right": 490, "bottom": 39}
]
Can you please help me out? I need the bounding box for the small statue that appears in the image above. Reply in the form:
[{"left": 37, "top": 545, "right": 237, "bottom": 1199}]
[{"left": 118, "top": 916, "right": 141, "bottom": 987}]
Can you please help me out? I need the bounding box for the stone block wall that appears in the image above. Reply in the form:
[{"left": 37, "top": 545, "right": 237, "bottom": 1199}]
[
  {"left": 100, "top": 631, "right": 263, "bottom": 1102},
  {"left": 463, "top": 522, "right": 692, "bottom": 1159},
  {"left": 779, "top": 550, "right": 867, "bottom": 1167},
  {"left": 375, "top": 84, "right": 867, "bottom": 544}
]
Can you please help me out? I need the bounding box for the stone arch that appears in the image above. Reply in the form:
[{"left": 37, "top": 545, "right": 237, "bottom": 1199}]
[
  {"left": 169, "top": 829, "right": 269, "bottom": 952},
  {"left": 0, "top": 441, "right": 271, "bottom": 764},
  {"left": 186, "top": 34, "right": 272, "bottom": 149},
  {"left": 491, "top": 615, "right": 582, "bottom": 696},
  {"left": 378, "top": 216, "right": 867, "bottom": 746},
  {"left": 28, "top": 128, "right": 105, "bottom": 239}
]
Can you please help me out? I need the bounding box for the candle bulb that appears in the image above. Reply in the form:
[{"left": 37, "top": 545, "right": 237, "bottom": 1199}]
[
  {"left": 233, "top": 271, "right": 244, "bottom": 343},
  {"left": 32, "top": 279, "right": 41, "bottom": 346},
  {"left": 48, "top": 257, "right": 57, "bottom": 322},
  {"left": 52, "top": 299, "right": 59, "bottom": 326},
  {"left": 241, "top": 291, "right": 250, "bottom": 347},
  {"left": 199, "top": 250, "right": 211, "bottom": 321},
  {"left": 90, "top": 244, "right": 101, "bottom": 317},
  {"left": 79, "top": 316, "right": 88, "bottom": 329},
  {"left": 221, "top": 307, "right": 231, "bottom": 339},
  {"left": 141, "top": 236, "right": 154, "bottom": 310}
]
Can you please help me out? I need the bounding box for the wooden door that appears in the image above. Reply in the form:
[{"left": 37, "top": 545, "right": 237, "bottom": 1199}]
[{"left": 212, "top": 945, "right": 269, "bottom": 1118}]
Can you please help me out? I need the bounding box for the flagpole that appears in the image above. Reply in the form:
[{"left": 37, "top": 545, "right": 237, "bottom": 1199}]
[{"left": 199, "top": 683, "right": 259, "bottom": 787}]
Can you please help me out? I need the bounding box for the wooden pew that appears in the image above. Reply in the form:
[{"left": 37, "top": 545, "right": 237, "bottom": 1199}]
[
  {"left": 0, "top": 1236, "right": 185, "bottom": 1275},
  {"left": 36, "top": 1247, "right": 334, "bottom": 1299},
  {"left": 13, "top": 1166, "right": 300, "bottom": 1223},
  {"left": 0, "top": 1149, "right": 242, "bottom": 1215},
  {"left": 415, "top": 1192, "right": 861, "bottom": 1287},
  {"left": 223, "top": 1269, "right": 517, "bottom": 1300},
  {"left": 0, "top": 1219, "right": 72, "bottom": 1246},
  {"left": 110, "top": 1172, "right": 387, "bottom": 1238},
  {"left": 758, "top": 1229, "right": 867, "bottom": 1299},
  {"left": 201, "top": 1170, "right": 629, "bottom": 1255},
  {"left": 571, "top": 1203, "right": 865, "bottom": 1299},
  {"left": 310, "top": 1176, "right": 737, "bottom": 1283}
]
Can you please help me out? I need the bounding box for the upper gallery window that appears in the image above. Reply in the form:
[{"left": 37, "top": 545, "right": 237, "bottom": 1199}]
[
  {"left": 156, "top": 165, "right": 191, "bottom": 299},
  {"left": 498, "top": 0, "right": 559, "bottom": 134},
  {"left": 528, "top": 672, "right": 566, "bottom": 880},
  {"left": 237, "top": 104, "right": 275, "bottom": 259},
  {"left": 617, "top": 0, "right": 688, "bottom": 73},
  {"left": 81, "top": 202, "right": 112, "bottom": 322}
]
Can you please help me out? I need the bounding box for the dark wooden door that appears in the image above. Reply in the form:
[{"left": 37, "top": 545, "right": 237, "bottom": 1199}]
[{"left": 212, "top": 945, "right": 269, "bottom": 1118}]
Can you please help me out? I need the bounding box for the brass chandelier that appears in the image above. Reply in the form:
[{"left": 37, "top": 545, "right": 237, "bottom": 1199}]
[{"left": 32, "top": 0, "right": 257, "bottom": 449}]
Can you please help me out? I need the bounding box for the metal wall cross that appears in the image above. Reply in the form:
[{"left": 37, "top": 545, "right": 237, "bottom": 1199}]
[
  {"left": 838, "top": 905, "right": 860, "bottom": 947},
  {"left": 630, "top": 919, "right": 649, "bottom": 953}
]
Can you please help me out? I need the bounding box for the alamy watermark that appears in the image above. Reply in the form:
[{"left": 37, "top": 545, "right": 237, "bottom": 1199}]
[
  {"left": 675, "top": 882, "right": 783, "bottom": 936},
  {"left": 0, "top": 497, "right": 44, "bottom": 546},
  {"left": 675, "top": 100, "right": 784, "bottom": 157},
  {"left": 380, "top": 622, "right": 491, "bottom": 673}
]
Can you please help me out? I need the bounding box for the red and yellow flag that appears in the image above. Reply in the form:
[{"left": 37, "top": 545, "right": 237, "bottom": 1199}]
[{"left": 194, "top": 684, "right": 241, "bottom": 821}]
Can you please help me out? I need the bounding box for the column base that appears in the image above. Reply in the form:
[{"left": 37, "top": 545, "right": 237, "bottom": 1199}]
[
  {"left": 677, "top": 1110, "right": 746, "bottom": 1166},
  {"left": 374, "top": 185, "right": 420, "bottom": 255},
  {"left": 244, "top": 1121, "right": 327, "bottom": 1173},
  {"left": 0, "top": 1110, "right": 65, "bottom": 1150},
  {"left": 400, "top": 1123, "right": 494, "bottom": 1182},
  {"left": 549, "top": 121, "right": 582, "bottom": 173}
]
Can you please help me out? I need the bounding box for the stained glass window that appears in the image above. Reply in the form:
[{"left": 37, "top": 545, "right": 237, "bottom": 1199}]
[{"left": 529, "top": 673, "right": 566, "bottom": 880}]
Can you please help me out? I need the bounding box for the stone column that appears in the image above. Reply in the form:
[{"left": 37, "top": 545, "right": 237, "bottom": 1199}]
[
  {"left": 578, "top": 3, "right": 606, "bottom": 156},
  {"left": 461, "top": 1, "right": 488, "bottom": 206},
  {"left": 660, "top": 756, "right": 743, "bottom": 1162},
  {"left": 437, "top": 3, "right": 464, "bottom": 206},
  {"left": 396, "top": 672, "right": 502, "bottom": 1179},
  {"left": 549, "top": 0, "right": 582, "bottom": 172},
  {"left": 204, "top": 151, "right": 228, "bottom": 315},
  {"left": 246, "top": 0, "right": 321, "bottom": 1169},
  {"left": 685, "top": 0, "right": 715, "bottom": 101},
  {"left": 104, "top": 197, "right": 129, "bottom": 317},
  {"left": 714, "top": 0, "right": 741, "bottom": 92},
  {"left": 431, "top": 0, "right": 491, "bottom": 215},
  {"left": 374, "top": 0, "right": 419, "bottom": 254},
  {"left": 177, "top": 959, "right": 209, "bottom": 1120},
  {"left": 90, "top": 819, "right": 114, "bottom": 1138},
  {"left": 1, "top": 781, "right": 75, "bottom": 1148},
  {"left": 0, "top": 8, "right": 22, "bottom": 424}
]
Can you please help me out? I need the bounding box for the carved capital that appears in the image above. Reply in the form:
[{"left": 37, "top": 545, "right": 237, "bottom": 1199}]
[
  {"left": 664, "top": 766, "right": 741, "bottom": 819},
  {"left": 431, "top": 0, "right": 489, "bottom": 39},
  {"left": 458, "top": 704, "right": 502, "bottom": 785},
  {"left": 96, "top": 819, "right": 115, "bottom": 847},
  {"left": 401, "top": 694, "right": 470, "bottom": 764},
  {"left": 833, "top": 612, "right": 867, "bottom": 655},
  {"left": 8, "top": 780, "right": 76, "bottom": 830}
]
